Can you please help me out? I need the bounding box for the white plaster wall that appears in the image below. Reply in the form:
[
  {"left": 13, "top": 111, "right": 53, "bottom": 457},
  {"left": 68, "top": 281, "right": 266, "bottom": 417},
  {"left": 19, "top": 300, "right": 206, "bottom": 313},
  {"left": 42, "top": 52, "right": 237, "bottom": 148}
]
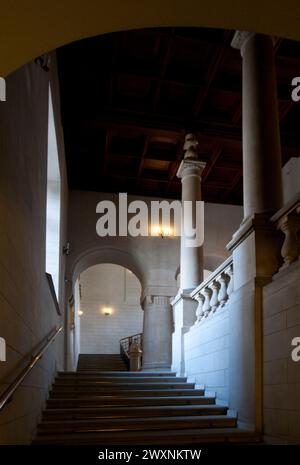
[
  {"left": 80, "top": 264, "right": 143, "bottom": 354},
  {"left": 263, "top": 260, "right": 300, "bottom": 443},
  {"left": 0, "top": 56, "right": 68, "bottom": 444},
  {"left": 67, "top": 190, "right": 242, "bottom": 287}
]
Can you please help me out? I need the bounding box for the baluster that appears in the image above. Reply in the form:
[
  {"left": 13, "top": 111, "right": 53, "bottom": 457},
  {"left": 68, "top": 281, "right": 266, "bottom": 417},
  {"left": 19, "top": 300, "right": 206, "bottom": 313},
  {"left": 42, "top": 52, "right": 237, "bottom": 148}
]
[
  {"left": 195, "top": 292, "right": 205, "bottom": 324},
  {"left": 202, "top": 287, "right": 212, "bottom": 318},
  {"left": 278, "top": 214, "right": 300, "bottom": 270},
  {"left": 210, "top": 280, "right": 220, "bottom": 313},
  {"left": 226, "top": 264, "right": 234, "bottom": 296},
  {"left": 217, "top": 272, "right": 230, "bottom": 306}
]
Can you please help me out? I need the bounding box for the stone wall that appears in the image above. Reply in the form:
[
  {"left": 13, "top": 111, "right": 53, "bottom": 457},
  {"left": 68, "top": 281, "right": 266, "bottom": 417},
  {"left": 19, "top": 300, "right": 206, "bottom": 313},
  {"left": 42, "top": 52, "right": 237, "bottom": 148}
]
[
  {"left": 263, "top": 260, "right": 300, "bottom": 443},
  {"left": 184, "top": 305, "right": 229, "bottom": 404},
  {"left": 0, "top": 56, "right": 68, "bottom": 444}
]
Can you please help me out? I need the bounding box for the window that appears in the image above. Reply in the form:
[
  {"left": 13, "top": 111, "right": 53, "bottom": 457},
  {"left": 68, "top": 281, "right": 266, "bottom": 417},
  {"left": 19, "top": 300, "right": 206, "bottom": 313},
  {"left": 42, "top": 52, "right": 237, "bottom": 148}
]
[{"left": 45, "top": 86, "right": 61, "bottom": 297}]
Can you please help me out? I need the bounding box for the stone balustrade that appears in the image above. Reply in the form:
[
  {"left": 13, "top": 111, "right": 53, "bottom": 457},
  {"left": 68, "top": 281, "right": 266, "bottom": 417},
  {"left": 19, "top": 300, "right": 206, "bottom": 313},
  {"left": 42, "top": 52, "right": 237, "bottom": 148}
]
[
  {"left": 271, "top": 192, "right": 300, "bottom": 271},
  {"left": 190, "top": 256, "right": 233, "bottom": 325}
]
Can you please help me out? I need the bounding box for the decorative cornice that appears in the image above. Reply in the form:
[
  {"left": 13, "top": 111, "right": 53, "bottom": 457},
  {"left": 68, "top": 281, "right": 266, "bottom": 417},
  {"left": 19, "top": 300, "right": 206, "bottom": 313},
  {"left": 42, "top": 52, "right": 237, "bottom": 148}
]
[{"left": 226, "top": 213, "right": 276, "bottom": 252}]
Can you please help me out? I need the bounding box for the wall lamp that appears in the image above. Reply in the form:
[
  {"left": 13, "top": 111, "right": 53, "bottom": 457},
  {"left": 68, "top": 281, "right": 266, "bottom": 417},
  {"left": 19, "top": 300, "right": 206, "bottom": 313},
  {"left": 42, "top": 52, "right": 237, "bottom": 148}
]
[
  {"left": 151, "top": 225, "right": 173, "bottom": 238},
  {"left": 103, "top": 307, "right": 112, "bottom": 316},
  {"left": 63, "top": 242, "right": 70, "bottom": 255}
]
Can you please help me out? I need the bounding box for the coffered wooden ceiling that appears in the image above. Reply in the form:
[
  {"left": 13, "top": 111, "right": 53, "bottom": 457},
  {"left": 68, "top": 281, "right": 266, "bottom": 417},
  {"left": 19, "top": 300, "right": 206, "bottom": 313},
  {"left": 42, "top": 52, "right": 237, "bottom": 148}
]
[{"left": 57, "top": 27, "right": 300, "bottom": 205}]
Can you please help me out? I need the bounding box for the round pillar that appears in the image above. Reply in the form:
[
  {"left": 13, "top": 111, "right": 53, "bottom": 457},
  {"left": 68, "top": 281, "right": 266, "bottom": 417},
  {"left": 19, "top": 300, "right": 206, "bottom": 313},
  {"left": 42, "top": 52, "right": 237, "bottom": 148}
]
[
  {"left": 235, "top": 33, "right": 283, "bottom": 219},
  {"left": 142, "top": 295, "right": 173, "bottom": 371},
  {"left": 177, "top": 134, "right": 206, "bottom": 291}
]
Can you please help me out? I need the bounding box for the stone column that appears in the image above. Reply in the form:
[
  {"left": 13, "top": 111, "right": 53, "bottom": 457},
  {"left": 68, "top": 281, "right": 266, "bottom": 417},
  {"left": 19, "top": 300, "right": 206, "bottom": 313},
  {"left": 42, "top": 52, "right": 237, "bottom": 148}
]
[
  {"left": 232, "top": 32, "right": 283, "bottom": 220},
  {"left": 177, "top": 133, "right": 206, "bottom": 291},
  {"left": 142, "top": 295, "right": 173, "bottom": 371},
  {"left": 171, "top": 134, "right": 206, "bottom": 375},
  {"left": 227, "top": 32, "right": 284, "bottom": 432}
]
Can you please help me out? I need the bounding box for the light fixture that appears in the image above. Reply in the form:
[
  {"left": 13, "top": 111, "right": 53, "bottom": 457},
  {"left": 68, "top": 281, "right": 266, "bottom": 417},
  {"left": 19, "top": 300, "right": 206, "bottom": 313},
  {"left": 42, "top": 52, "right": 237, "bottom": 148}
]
[
  {"left": 103, "top": 307, "right": 112, "bottom": 316},
  {"left": 151, "top": 225, "right": 173, "bottom": 238},
  {"left": 63, "top": 242, "right": 70, "bottom": 255},
  {"left": 35, "top": 54, "right": 51, "bottom": 72},
  {"left": 78, "top": 310, "right": 83, "bottom": 316}
]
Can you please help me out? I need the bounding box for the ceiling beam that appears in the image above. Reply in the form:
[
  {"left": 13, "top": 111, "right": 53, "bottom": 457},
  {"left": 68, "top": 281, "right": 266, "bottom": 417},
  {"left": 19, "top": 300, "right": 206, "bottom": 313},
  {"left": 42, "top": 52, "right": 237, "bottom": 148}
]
[
  {"left": 153, "top": 29, "right": 175, "bottom": 112},
  {"left": 201, "top": 147, "right": 223, "bottom": 182},
  {"left": 193, "top": 30, "right": 234, "bottom": 117}
]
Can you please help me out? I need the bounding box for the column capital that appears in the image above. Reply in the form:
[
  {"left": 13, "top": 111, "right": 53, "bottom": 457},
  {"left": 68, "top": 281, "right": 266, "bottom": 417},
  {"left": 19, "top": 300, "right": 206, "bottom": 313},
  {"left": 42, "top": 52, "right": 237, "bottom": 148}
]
[{"left": 177, "top": 158, "right": 206, "bottom": 179}]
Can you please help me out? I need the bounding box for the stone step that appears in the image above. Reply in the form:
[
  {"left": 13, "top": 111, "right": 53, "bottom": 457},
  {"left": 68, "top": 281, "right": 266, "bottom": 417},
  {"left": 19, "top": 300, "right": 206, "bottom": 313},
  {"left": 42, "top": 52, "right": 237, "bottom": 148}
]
[
  {"left": 51, "top": 382, "right": 194, "bottom": 390},
  {"left": 59, "top": 371, "right": 176, "bottom": 377},
  {"left": 55, "top": 376, "right": 185, "bottom": 384},
  {"left": 42, "top": 404, "right": 227, "bottom": 420},
  {"left": 33, "top": 428, "right": 260, "bottom": 445},
  {"left": 49, "top": 388, "right": 204, "bottom": 398},
  {"left": 37, "top": 414, "right": 237, "bottom": 435},
  {"left": 46, "top": 395, "right": 216, "bottom": 408}
]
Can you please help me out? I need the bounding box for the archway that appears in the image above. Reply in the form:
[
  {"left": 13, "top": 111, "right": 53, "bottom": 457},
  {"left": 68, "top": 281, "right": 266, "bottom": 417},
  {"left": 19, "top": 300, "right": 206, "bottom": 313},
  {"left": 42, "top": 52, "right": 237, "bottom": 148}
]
[
  {"left": 1, "top": 1, "right": 300, "bottom": 77},
  {"left": 76, "top": 264, "right": 142, "bottom": 360},
  {"left": 66, "top": 246, "right": 144, "bottom": 369}
]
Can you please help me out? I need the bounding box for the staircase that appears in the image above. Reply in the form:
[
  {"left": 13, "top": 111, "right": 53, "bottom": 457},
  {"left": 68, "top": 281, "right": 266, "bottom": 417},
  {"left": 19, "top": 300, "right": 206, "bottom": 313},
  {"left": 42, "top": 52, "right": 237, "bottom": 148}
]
[
  {"left": 77, "top": 354, "right": 127, "bottom": 372},
  {"left": 33, "top": 354, "right": 260, "bottom": 445}
]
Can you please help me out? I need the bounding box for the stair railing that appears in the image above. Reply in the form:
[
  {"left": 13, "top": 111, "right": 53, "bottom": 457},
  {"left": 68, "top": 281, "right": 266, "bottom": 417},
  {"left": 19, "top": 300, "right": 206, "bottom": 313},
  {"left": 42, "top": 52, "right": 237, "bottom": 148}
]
[
  {"left": 0, "top": 326, "right": 63, "bottom": 412},
  {"left": 190, "top": 256, "right": 234, "bottom": 325},
  {"left": 120, "top": 332, "right": 143, "bottom": 371}
]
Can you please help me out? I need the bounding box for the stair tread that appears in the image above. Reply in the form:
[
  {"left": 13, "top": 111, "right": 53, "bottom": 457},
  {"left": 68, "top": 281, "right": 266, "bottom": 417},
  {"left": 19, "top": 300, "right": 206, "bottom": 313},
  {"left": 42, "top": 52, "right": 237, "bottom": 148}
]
[
  {"left": 40, "top": 414, "right": 235, "bottom": 424},
  {"left": 33, "top": 428, "right": 259, "bottom": 445},
  {"left": 44, "top": 404, "right": 225, "bottom": 414}
]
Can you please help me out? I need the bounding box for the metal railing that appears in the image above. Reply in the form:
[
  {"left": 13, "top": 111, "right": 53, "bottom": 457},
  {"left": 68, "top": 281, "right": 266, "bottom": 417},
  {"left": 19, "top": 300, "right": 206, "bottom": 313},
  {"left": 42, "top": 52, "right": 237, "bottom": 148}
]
[
  {"left": 120, "top": 333, "right": 143, "bottom": 370},
  {"left": 0, "top": 326, "right": 63, "bottom": 412}
]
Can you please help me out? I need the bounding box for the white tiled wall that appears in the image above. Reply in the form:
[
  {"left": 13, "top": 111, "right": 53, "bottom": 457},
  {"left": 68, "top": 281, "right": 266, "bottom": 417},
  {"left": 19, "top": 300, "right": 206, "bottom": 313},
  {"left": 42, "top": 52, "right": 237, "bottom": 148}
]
[
  {"left": 184, "top": 306, "right": 229, "bottom": 403},
  {"left": 263, "top": 260, "right": 300, "bottom": 443}
]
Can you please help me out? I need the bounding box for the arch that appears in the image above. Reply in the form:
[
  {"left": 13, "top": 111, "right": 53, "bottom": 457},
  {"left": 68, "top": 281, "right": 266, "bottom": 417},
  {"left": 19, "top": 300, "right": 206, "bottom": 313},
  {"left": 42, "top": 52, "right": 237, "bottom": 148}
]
[
  {"left": 71, "top": 246, "right": 144, "bottom": 286},
  {"left": 1, "top": 1, "right": 300, "bottom": 77}
]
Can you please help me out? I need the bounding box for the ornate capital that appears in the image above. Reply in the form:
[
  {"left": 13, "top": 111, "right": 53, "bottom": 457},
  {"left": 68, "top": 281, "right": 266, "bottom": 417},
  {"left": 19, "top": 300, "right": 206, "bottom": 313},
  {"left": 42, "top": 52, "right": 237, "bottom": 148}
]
[{"left": 142, "top": 294, "right": 172, "bottom": 309}]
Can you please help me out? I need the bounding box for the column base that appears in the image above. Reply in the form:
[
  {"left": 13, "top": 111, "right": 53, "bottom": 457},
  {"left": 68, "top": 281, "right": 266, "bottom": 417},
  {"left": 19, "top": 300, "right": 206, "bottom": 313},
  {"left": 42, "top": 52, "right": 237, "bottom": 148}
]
[{"left": 142, "top": 362, "right": 172, "bottom": 372}]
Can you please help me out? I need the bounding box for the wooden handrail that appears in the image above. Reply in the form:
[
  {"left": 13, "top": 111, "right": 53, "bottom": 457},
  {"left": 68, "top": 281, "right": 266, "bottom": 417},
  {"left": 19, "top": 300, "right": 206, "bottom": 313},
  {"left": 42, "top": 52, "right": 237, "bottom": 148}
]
[{"left": 0, "top": 326, "right": 63, "bottom": 412}]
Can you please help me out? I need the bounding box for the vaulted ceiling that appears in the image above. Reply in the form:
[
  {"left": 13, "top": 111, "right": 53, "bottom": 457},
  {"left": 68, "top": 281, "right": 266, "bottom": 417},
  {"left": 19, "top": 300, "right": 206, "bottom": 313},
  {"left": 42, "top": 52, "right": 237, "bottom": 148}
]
[{"left": 57, "top": 27, "right": 300, "bottom": 205}]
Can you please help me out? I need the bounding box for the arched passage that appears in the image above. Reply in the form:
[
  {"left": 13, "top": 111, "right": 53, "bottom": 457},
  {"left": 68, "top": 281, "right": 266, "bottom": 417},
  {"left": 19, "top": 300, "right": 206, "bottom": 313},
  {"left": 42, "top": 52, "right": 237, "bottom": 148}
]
[
  {"left": 66, "top": 246, "right": 144, "bottom": 369},
  {"left": 71, "top": 246, "right": 144, "bottom": 286},
  {"left": 77, "top": 263, "right": 143, "bottom": 355}
]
